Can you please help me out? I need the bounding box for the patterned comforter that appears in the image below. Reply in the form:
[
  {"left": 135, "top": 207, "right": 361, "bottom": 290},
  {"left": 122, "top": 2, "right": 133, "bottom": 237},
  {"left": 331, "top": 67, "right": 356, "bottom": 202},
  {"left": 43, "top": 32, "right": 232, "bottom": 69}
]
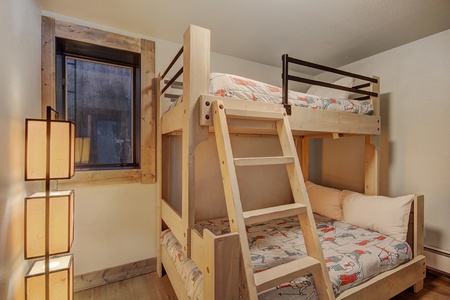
[{"left": 161, "top": 214, "right": 411, "bottom": 299}]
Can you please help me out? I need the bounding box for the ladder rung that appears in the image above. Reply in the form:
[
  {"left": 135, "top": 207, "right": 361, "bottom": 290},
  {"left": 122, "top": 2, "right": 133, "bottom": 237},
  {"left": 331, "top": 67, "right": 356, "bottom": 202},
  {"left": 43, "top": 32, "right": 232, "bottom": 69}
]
[
  {"left": 243, "top": 203, "right": 306, "bottom": 225},
  {"left": 254, "top": 256, "right": 321, "bottom": 293},
  {"left": 225, "top": 108, "right": 285, "bottom": 121},
  {"left": 234, "top": 156, "right": 294, "bottom": 167}
]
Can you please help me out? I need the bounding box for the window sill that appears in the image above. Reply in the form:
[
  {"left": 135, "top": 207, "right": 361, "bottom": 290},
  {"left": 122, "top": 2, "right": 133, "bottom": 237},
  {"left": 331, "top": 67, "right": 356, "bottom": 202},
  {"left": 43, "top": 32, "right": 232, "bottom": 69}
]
[{"left": 57, "top": 169, "right": 142, "bottom": 189}]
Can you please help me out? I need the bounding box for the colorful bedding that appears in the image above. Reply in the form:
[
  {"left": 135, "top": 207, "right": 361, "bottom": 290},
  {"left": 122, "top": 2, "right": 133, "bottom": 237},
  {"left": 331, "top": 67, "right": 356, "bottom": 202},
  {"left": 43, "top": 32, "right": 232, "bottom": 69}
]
[
  {"left": 161, "top": 214, "right": 411, "bottom": 299},
  {"left": 166, "top": 73, "right": 374, "bottom": 115},
  {"left": 209, "top": 73, "right": 374, "bottom": 115}
]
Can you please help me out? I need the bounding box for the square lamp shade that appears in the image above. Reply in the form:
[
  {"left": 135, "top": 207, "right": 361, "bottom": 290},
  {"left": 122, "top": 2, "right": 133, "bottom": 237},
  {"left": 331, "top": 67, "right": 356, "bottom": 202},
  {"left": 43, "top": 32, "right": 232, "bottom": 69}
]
[
  {"left": 25, "top": 119, "right": 75, "bottom": 180},
  {"left": 25, "top": 254, "right": 74, "bottom": 300},
  {"left": 25, "top": 190, "right": 74, "bottom": 259}
]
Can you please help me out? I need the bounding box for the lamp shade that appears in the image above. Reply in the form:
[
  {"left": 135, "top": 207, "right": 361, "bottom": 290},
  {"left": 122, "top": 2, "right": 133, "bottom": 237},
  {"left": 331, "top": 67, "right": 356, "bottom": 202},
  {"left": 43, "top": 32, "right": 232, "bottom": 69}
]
[
  {"left": 25, "top": 119, "right": 75, "bottom": 180},
  {"left": 25, "top": 254, "right": 74, "bottom": 300},
  {"left": 24, "top": 190, "right": 74, "bottom": 259}
]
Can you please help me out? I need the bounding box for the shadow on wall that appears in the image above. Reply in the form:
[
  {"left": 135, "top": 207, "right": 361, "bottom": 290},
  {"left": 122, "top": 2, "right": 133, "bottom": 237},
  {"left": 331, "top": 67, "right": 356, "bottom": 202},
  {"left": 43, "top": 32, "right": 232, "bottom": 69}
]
[
  {"left": 424, "top": 226, "right": 443, "bottom": 249},
  {"left": 309, "top": 92, "right": 393, "bottom": 195},
  {"left": 379, "top": 92, "right": 391, "bottom": 196}
]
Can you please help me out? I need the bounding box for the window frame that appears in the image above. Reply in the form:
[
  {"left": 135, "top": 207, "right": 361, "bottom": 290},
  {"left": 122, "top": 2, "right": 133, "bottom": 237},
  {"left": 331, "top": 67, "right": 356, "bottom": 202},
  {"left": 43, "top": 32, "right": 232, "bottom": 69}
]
[{"left": 42, "top": 16, "right": 156, "bottom": 186}]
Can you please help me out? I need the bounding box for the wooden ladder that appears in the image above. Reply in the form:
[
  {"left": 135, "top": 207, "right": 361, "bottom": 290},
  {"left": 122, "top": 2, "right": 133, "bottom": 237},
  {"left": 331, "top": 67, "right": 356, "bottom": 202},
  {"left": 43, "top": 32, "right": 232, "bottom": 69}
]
[{"left": 212, "top": 100, "right": 335, "bottom": 300}]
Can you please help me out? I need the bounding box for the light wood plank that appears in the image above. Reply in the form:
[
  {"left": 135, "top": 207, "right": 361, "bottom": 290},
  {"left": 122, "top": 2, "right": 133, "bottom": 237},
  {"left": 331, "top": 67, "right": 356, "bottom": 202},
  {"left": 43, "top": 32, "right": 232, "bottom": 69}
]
[
  {"left": 199, "top": 96, "right": 380, "bottom": 135},
  {"left": 161, "top": 103, "right": 183, "bottom": 134},
  {"left": 156, "top": 74, "right": 164, "bottom": 277},
  {"left": 58, "top": 169, "right": 141, "bottom": 189},
  {"left": 243, "top": 203, "right": 306, "bottom": 225},
  {"left": 234, "top": 156, "right": 294, "bottom": 167},
  {"left": 41, "top": 16, "right": 56, "bottom": 117},
  {"left": 181, "top": 25, "right": 211, "bottom": 257},
  {"left": 203, "top": 230, "right": 240, "bottom": 300},
  {"left": 225, "top": 108, "right": 284, "bottom": 120},
  {"left": 364, "top": 135, "right": 379, "bottom": 195},
  {"left": 74, "top": 258, "right": 156, "bottom": 292},
  {"left": 55, "top": 20, "right": 141, "bottom": 53},
  {"left": 161, "top": 200, "right": 184, "bottom": 252},
  {"left": 160, "top": 248, "right": 189, "bottom": 300},
  {"left": 254, "top": 257, "right": 321, "bottom": 293},
  {"left": 413, "top": 195, "right": 425, "bottom": 292},
  {"left": 300, "top": 136, "right": 310, "bottom": 181},
  {"left": 140, "top": 39, "right": 156, "bottom": 183}
]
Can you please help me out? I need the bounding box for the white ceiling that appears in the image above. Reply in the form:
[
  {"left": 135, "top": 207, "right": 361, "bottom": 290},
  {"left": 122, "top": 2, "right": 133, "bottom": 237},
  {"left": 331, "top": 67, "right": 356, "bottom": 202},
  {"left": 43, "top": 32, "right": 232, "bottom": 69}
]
[{"left": 40, "top": 0, "right": 450, "bottom": 72}]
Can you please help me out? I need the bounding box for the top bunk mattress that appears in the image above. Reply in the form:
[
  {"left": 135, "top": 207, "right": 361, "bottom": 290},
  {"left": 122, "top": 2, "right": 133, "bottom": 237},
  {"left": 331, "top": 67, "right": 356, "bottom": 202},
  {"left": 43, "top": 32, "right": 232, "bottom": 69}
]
[
  {"left": 209, "top": 73, "right": 374, "bottom": 115},
  {"left": 165, "top": 73, "right": 374, "bottom": 115}
]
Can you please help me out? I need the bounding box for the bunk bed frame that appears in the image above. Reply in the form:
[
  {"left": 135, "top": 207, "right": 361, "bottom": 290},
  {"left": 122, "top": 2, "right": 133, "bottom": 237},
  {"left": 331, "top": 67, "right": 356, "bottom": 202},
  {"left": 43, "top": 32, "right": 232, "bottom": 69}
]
[{"left": 156, "top": 25, "right": 426, "bottom": 300}]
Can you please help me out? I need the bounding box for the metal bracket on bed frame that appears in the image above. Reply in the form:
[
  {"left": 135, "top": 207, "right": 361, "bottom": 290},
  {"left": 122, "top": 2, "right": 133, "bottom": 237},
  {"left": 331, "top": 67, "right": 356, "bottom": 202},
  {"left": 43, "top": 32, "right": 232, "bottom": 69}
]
[{"left": 283, "top": 103, "right": 291, "bottom": 115}]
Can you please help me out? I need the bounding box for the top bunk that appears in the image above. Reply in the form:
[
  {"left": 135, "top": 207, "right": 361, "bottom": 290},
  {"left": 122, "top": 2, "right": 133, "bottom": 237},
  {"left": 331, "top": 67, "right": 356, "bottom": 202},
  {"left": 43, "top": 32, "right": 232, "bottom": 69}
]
[{"left": 158, "top": 25, "right": 380, "bottom": 137}]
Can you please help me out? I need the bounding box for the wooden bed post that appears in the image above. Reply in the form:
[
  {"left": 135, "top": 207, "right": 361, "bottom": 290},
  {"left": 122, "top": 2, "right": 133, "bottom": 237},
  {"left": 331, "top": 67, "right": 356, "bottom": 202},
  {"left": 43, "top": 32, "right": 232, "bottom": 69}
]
[
  {"left": 181, "top": 25, "right": 210, "bottom": 257},
  {"left": 365, "top": 75, "right": 381, "bottom": 195},
  {"left": 156, "top": 75, "right": 163, "bottom": 277},
  {"left": 203, "top": 230, "right": 240, "bottom": 300},
  {"left": 364, "top": 135, "right": 379, "bottom": 195},
  {"left": 413, "top": 195, "right": 425, "bottom": 292},
  {"left": 300, "top": 136, "right": 310, "bottom": 182}
]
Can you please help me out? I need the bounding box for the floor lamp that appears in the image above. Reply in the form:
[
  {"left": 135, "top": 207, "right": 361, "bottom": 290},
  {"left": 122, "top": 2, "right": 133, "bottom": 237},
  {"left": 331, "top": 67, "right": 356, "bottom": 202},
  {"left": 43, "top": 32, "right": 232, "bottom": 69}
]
[{"left": 24, "top": 106, "right": 75, "bottom": 300}]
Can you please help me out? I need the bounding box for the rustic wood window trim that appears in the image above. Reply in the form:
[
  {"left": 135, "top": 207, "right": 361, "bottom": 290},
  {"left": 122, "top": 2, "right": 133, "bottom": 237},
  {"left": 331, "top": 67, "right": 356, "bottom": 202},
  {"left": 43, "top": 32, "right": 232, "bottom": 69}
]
[{"left": 42, "top": 16, "right": 156, "bottom": 187}]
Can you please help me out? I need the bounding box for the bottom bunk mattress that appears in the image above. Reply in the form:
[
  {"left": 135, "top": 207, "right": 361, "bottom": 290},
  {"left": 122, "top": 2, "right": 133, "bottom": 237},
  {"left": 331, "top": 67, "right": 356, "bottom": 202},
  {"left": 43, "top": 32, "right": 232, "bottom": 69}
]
[{"left": 161, "top": 214, "right": 412, "bottom": 299}]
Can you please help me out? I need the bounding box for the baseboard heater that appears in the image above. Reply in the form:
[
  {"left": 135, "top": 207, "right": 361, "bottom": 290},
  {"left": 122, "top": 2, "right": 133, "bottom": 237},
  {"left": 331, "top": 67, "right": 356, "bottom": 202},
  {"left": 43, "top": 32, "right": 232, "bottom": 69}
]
[{"left": 425, "top": 246, "right": 450, "bottom": 277}]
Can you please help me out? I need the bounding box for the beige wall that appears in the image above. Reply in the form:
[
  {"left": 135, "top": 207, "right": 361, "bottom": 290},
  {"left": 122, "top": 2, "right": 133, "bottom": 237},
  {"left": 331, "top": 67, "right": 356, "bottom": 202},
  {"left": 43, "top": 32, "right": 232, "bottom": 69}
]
[
  {"left": 311, "top": 30, "right": 450, "bottom": 253},
  {"left": 0, "top": 0, "right": 42, "bottom": 299}
]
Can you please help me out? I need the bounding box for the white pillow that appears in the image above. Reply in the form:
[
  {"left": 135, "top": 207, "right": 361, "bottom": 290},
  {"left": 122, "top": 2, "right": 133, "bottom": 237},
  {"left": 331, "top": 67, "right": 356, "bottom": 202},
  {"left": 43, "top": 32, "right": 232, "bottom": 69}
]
[
  {"left": 305, "top": 181, "right": 343, "bottom": 220},
  {"left": 341, "top": 190, "right": 414, "bottom": 242},
  {"left": 306, "top": 77, "right": 354, "bottom": 99}
]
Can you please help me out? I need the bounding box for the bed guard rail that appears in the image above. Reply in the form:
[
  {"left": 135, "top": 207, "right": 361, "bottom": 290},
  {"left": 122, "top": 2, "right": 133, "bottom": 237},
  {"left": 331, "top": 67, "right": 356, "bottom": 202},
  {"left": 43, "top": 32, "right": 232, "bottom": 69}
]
[
  {"left": 160, "top": 46, "right": 184, "bottom": 95},
  {"left": 282, "top": 54, "right": 379, "bottom": 115}
]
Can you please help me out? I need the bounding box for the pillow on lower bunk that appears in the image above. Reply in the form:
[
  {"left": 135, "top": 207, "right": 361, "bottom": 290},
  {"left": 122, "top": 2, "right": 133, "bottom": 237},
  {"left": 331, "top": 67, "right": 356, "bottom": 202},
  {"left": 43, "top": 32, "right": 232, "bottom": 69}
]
[
  {"left": 341, "top": 191, "right": 414, "bottom": 242},
  {"left": 305, "top": 181, "right": 343, "bottom": 220},
  {"left": 306, "top": 77, "right": 354, "bottom": 100}
]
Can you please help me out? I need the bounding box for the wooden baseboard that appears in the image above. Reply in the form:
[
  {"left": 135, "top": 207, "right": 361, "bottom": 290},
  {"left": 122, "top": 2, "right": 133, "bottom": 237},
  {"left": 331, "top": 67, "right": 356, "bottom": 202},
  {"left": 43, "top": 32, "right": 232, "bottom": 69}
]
[{"left": 74, "top": 257, "right": 156, "bottom": 292}]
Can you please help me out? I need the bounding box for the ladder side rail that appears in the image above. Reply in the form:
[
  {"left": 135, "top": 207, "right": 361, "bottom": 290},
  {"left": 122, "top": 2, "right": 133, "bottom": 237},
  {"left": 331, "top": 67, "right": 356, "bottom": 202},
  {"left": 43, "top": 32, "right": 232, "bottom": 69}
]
[
  {"left": 212, "top": 100, "right": 259, "bottom": 300},
  {"left": 277, "top": 116, "right": 335, "bottom": 300}
]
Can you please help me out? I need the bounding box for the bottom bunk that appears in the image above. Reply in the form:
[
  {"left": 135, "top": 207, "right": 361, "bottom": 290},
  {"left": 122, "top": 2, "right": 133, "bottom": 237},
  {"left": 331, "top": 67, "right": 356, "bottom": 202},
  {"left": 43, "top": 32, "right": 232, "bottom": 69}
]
[{"left": 158, "top": 190, "right": 426, "bottom": 300}]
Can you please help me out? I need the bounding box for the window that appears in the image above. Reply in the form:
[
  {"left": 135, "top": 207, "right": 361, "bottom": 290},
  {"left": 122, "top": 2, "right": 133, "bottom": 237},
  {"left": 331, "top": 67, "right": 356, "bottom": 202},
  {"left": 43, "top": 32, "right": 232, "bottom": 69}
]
[
  {"left": 42, "top": 17, "right": 156, "bottom": 185},
  {"left": 56, "top": 43, "right": 140, "bottom": 170}
]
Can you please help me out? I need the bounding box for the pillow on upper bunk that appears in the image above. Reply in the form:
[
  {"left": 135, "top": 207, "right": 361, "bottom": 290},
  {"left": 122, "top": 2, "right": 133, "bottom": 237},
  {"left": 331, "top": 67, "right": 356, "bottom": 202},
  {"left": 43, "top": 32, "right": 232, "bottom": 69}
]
[
  {"left": 305, "top": 181, "right": 343, "bottom": 220},
  {"left": 306, "top": 77, "right": 354, "bottom": 100},
  {"left": 341, "top": 190, "right": 414, "bottom": 242}
]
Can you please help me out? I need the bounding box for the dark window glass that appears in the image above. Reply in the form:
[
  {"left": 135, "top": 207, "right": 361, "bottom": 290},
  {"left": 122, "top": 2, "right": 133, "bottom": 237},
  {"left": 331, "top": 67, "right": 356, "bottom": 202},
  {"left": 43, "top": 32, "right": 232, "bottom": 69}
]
[{"left": 66, "top": 57, "right": 134, "bottom": 168}]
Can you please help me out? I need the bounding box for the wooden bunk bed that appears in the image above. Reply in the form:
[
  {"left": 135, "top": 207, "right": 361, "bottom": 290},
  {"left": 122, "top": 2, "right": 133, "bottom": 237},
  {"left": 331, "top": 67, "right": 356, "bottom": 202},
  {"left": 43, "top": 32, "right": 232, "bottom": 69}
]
[{"left": 156, "top": 25, "right": 426, "bottom": 300}]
